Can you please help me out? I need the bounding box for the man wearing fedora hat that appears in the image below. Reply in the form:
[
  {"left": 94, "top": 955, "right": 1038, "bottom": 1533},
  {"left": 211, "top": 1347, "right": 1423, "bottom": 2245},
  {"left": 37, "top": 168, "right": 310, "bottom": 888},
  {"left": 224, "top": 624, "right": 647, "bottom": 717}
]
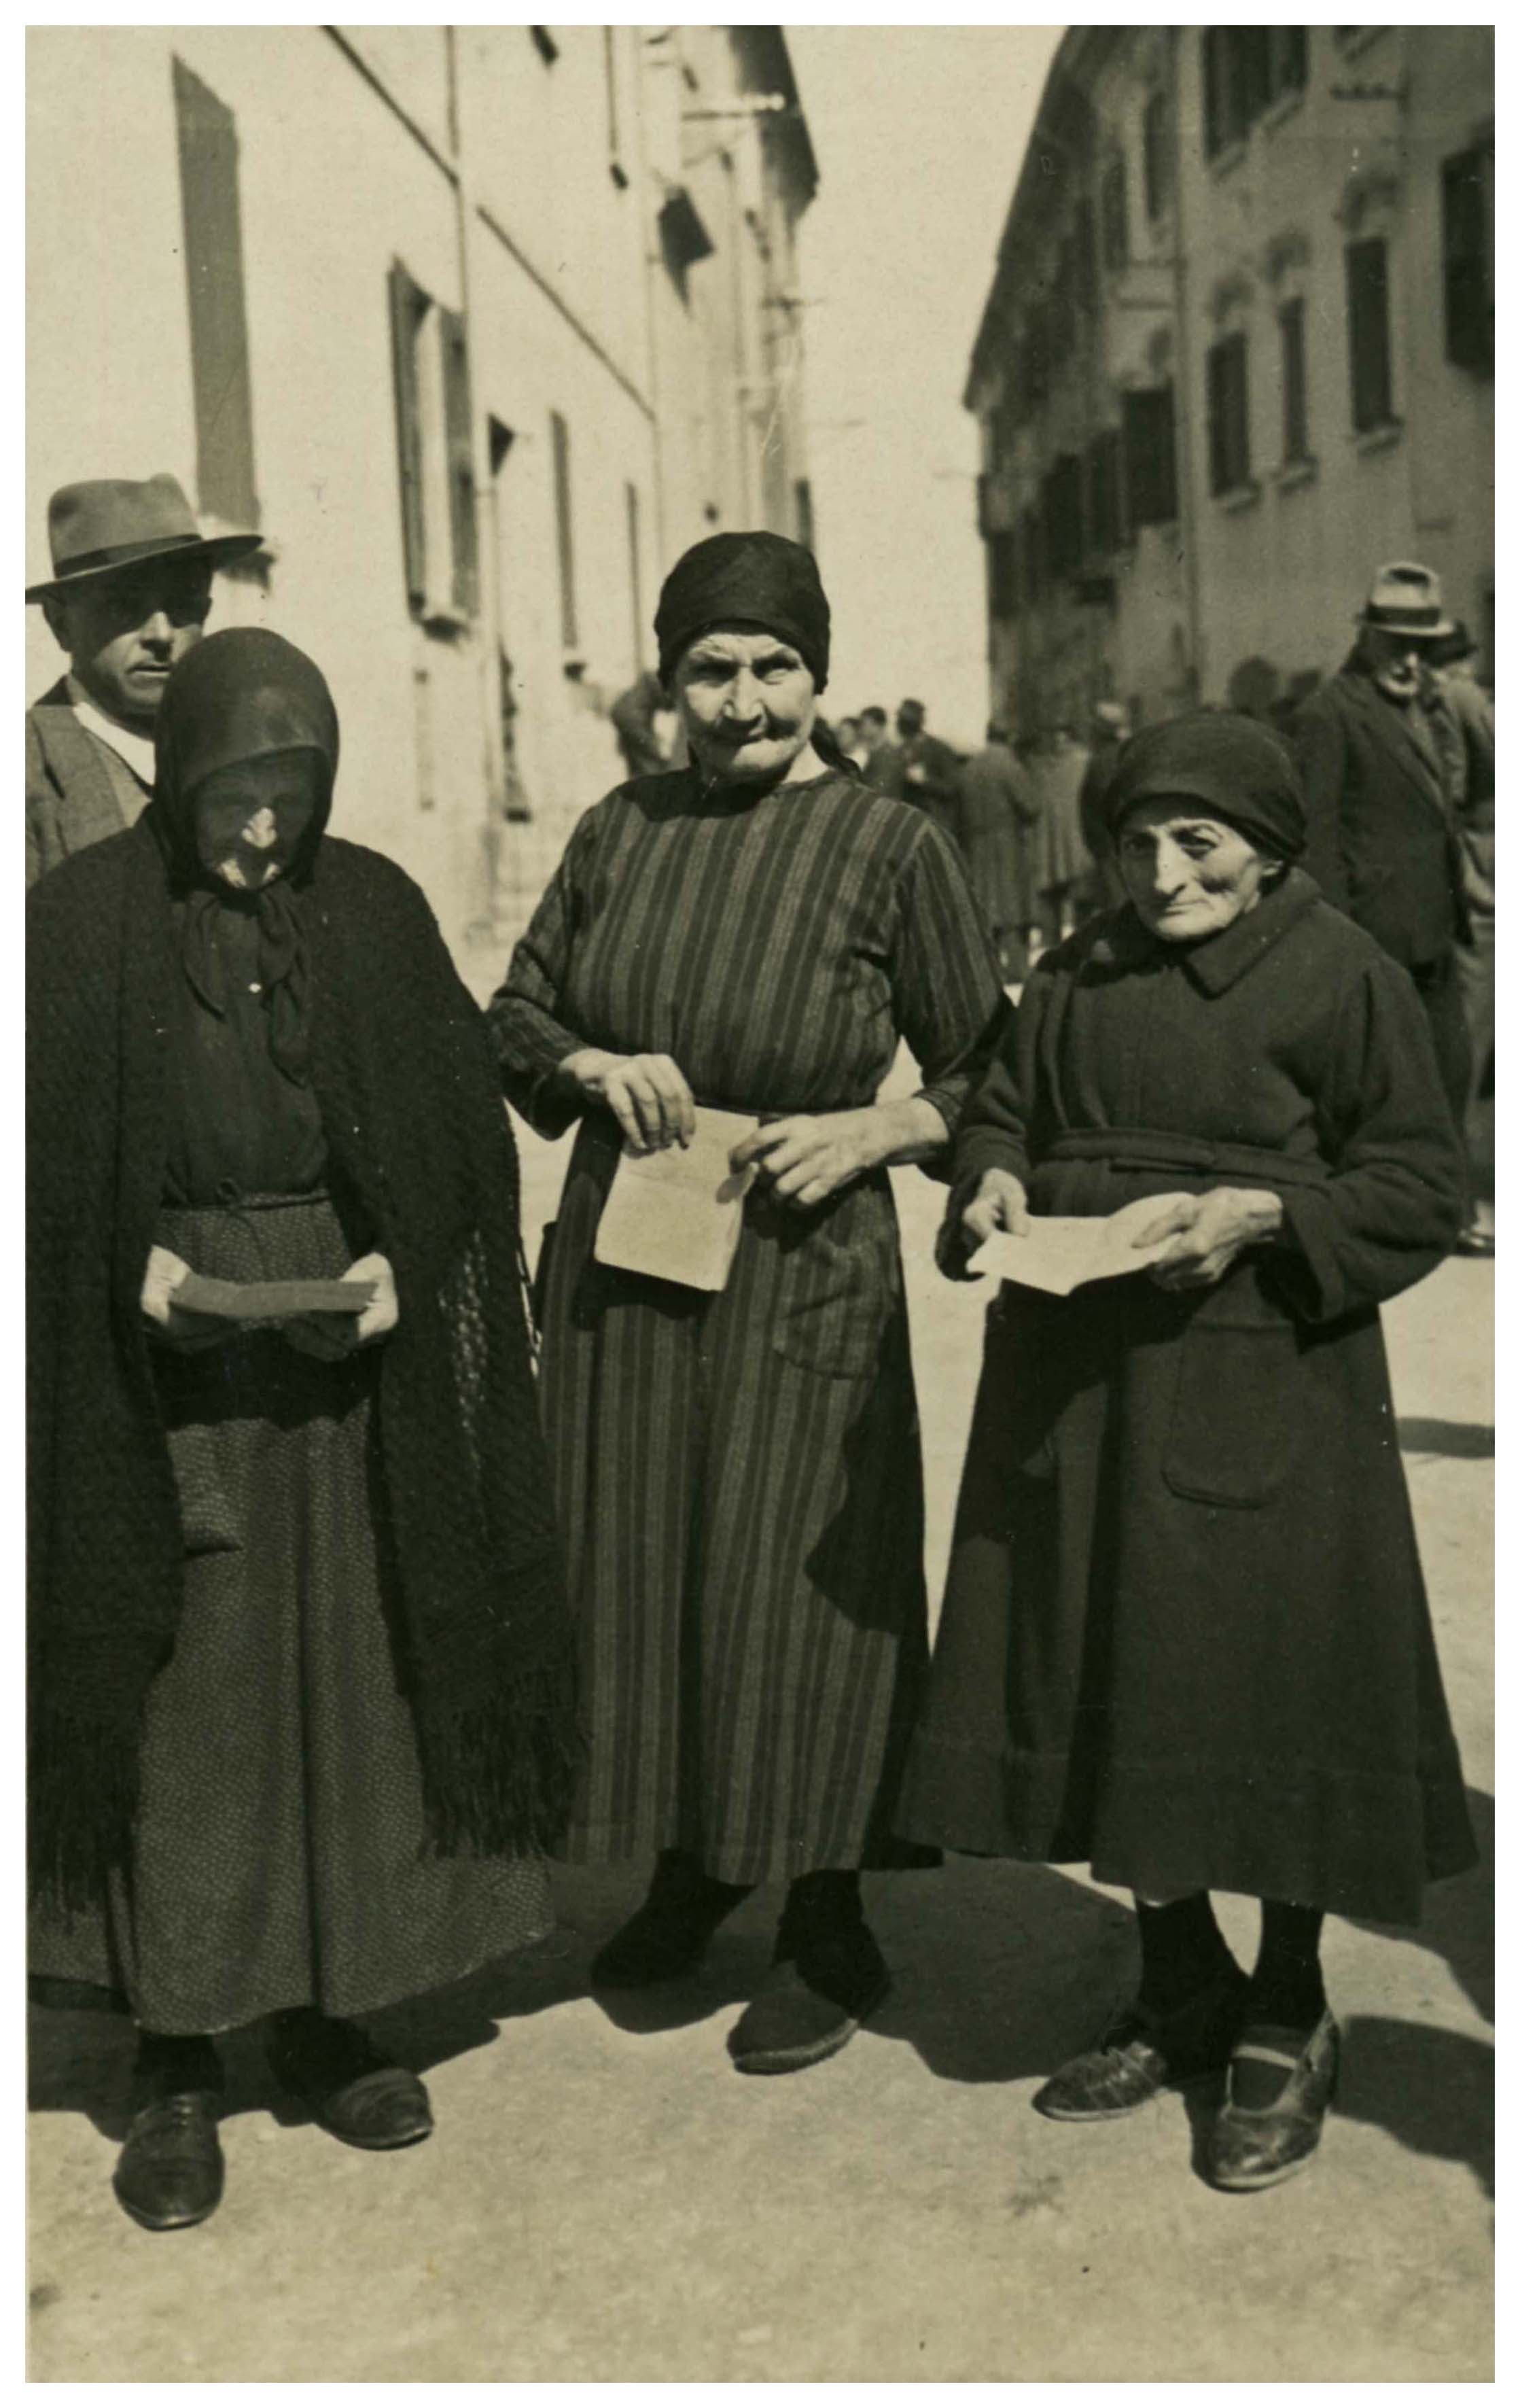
[
  {"left": 1292, "top": 561, "right": 1473, "bottom": 1191},
  {"left": 26, "top": 474, "right": 260, "bottom": 886}
]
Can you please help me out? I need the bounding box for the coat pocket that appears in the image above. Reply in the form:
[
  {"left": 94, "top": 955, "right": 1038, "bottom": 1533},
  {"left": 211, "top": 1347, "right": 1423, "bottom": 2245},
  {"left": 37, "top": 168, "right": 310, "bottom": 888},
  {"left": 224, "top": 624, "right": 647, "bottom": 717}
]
[
  {"left": 770, "top": 1221, "right": 898, "bottom": 1380},
  {"left": 1162, "top": 1287, "right": 1303, "bottom": 1509}
]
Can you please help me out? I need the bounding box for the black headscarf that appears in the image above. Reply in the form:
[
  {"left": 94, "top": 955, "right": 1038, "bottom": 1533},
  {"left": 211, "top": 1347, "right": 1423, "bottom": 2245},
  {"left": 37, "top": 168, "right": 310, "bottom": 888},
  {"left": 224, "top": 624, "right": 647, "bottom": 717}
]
[
  {"left": 654, "top": 530, "right": 831, "bottom": 692},
  {"left": 1103, "top": 710, "right": 1308, "bottom": 864},
  {"left": 150, "top": 629, "right": 340, "bottom": 1084}
]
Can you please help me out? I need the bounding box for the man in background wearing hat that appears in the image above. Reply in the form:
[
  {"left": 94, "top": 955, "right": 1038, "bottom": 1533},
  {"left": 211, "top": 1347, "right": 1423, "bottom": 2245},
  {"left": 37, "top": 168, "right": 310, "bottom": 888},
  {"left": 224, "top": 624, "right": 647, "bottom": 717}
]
[
  {"left": 872, "top": 697, "right": 964, "bottom": 843},
  {"left": 1292, "top": 561, "right": 1475, "bottom": 1229},
  {"left": 26, "top": 474, "right": 260, "bottom": 885}
]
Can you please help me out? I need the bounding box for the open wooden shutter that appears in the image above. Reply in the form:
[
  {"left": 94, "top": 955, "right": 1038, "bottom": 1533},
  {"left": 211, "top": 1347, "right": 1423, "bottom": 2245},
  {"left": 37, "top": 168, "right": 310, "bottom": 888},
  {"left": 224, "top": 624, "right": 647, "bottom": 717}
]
[
  {"left": 550, "top": 410, "right": 578, "bottom": 650},
  {"left": 440, "top": 307, "right": 478, "bottom": 618},
  {"left": 389, "top": 260, "right": 429, "bottom": 617},
  {"left": 1123, "top": 384, "right": 1178, "bottom": 525},
  {"left": 173, "top": 58, "right": 259, "bottom": 529}
]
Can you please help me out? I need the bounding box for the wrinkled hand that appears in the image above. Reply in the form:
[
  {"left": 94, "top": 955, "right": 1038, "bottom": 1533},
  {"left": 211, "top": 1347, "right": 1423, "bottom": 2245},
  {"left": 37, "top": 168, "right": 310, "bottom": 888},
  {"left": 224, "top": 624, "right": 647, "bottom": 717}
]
[
  {"left": 936, "top": 1168, "right": 1030, "bottom": 1279},
  {"left": 731, "top": 1109, "right": 883, "bottom": 1210},
  {"left": 563, "top": 1047, "right": 696, "bottom": 1153},
  {"left": 1138, "top": 1187, "right": 1284, "bottom": 1291},
  {"left": 139, "top": 1245, "right": 228, "bottom": 1351},
  {"left": 285, "top": 1253, "right": 400, "bottom": 1359}
]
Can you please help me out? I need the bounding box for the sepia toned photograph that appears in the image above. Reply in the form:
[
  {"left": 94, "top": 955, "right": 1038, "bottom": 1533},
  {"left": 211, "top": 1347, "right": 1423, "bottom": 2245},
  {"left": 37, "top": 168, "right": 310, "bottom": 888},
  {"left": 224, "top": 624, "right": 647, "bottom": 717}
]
[{"left": 25, "top": 18, "right": 1492, "bottom": 2382}]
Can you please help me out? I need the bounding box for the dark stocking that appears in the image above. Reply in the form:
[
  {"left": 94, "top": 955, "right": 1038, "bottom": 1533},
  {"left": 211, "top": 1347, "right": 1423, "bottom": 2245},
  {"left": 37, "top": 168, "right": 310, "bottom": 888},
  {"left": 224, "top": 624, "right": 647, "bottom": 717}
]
[
  {"left": 1134, "top": 1892, "right": 1236, "bottom": 2016},
  {"left": 1234, "top": 1902, "right": 1328, "bottom": 2107},
  {"left": 132, "top": 2030, "right": 222, "bottom": 2099}
]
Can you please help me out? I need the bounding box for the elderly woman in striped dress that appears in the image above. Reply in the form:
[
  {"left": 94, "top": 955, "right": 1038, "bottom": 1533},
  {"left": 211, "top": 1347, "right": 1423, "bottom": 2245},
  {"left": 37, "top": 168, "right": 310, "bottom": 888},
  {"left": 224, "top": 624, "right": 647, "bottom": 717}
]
[{"left": 489, "top": 532, "right": 1004, "bottom": 2073}]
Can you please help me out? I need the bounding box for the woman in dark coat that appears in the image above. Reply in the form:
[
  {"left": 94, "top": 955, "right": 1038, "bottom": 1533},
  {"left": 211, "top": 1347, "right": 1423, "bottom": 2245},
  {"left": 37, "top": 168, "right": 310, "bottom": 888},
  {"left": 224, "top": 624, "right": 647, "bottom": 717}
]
[
  {"left": 902, "top": 712, "right": 1475, "bottom": 2191},
  {"left": 29, "top": 629, "right": 576, "bottom": 2230},
  {"left": 489, "top": 532, "right": 1005, "bottom": 2075}
]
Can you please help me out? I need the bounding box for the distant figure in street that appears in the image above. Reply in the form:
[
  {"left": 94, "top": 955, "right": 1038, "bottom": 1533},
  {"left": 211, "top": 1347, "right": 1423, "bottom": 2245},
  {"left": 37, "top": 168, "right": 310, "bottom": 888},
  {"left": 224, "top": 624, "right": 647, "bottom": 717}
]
[
  {"left": 957, "top": 720, "right": 1041, "bottom": 979},
  {"left": 832, "top": 712, "right": 864, "bottom": 769},
  {"left": 1078, "top": 699, "right": 1133, "bottom": 911},
  {"left": 1427, "top": 620, "right": 1495, "bottom": 1251},
  {"left": 26, "top": 473, "right": 260, "bottom": 886},
  {"left": 1291, "top": 562, "right": 1476, "bottom": 1240},
  {"left": 907, "top": 710, "right": 1474, "bottom": 2197},
  {"left": 855, "top": 703, "right": 896, "bottom": 790},
  {"left": 876, "top": 699, "right": 964, "bottom": 841},
  {"left": 1032, "top": 725, "right": 1098, "bottom": 943},
  {"left": 611, "top": 666, "right": 677, "bottom": 780}
]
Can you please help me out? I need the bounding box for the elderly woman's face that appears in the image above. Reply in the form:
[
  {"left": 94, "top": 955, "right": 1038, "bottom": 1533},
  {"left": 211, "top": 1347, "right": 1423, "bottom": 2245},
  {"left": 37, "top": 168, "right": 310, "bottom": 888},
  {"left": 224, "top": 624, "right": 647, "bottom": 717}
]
[
  {"left": 672, "top": 624, "right": 818, "bottom": 786},
  {"left": 1117, "top": 799, "right": 1273, "bottom": 942},
  {"left": 192, "top": 750, "right": 323, "bottom": 891}
]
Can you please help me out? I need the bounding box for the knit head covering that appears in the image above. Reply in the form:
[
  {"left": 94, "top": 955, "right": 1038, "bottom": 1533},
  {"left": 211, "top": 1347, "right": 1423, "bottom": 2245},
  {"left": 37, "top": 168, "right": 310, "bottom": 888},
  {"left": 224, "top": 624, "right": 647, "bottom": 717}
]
[
  {"left": 654, "top": 531, "right": 831, "bottom": 693},
  {"left": 150, "top": 629, "right": 340, "bottom": 1084},
  {"left": 1103, "top": 710, "right": 1307, "bottom": 864}
]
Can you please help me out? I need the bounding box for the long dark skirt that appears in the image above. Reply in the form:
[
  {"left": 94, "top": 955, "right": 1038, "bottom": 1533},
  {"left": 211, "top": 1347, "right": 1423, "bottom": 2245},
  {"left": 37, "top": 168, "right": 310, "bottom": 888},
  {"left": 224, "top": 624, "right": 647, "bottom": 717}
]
[
  {"left": 540, "top": 1124, "right": 936, "bottom": 1885},
  {"left": 29, "top": 1196, "right": 550, "bottom": 2035},
  {"left": 900, "top": 1269, "right": 1476, "bottom": 1925}
]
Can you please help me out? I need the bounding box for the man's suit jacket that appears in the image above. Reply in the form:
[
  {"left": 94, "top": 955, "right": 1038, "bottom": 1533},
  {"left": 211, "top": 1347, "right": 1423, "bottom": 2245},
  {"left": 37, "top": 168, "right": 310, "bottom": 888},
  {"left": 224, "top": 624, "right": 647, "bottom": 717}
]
[
  {"left": 26, "top": 679, "right": 151, "bottom": 887},
  {"left": 1291, "top": 663, "right": 1468, "bottom": 971}
]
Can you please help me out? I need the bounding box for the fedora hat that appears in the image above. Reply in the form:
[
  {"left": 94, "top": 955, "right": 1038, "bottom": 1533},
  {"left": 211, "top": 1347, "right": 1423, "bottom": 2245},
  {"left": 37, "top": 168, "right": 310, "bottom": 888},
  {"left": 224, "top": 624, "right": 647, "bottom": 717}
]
[
  {"left": 1357, "top": 560, "right": 1455, "bottom": 641},
  {"left": 26, "top": 474, "right": 262, "bottom": 602}
]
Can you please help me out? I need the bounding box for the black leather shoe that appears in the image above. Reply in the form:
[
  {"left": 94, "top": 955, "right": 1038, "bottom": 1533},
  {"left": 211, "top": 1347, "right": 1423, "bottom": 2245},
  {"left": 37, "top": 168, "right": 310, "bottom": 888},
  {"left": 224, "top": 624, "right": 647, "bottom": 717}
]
[
  {"left": 1206, "top": 2011, "right": 1341, "bottom": 2191},
  {"left": 591, "top": 1856, "right": 753, "bottom": 1989},
  {"left": 113, "top": 2091, "right": 225, "bottom": 2231},
  {"left": 1033, "top": 1964, "right": 1250, "bottom": 2121},
  {"left": 266, "top": 2015, "right": 433, "bottom": 2151},
  {"left": 728, "top": 1922, "right": 891, "bottom": 2075}
]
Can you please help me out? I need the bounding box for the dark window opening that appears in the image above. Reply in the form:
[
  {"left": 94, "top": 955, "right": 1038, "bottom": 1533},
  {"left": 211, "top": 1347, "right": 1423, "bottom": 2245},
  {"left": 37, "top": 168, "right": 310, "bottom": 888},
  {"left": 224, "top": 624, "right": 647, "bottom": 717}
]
[
  {"left": 989, "top": 531, "right": 1019, "bottom": 623},
  {"left": 1122, "top": 383, "right": 1179, "bottom": 526},
  {"left": 440, "top": 309, "right": 478, "bottom": 617},
  {"left": 173, "top": 58, "right": 259, "bottom": 529},
  {"left": 530, "top": 27, "right": 559, "bottom": 66},
  {"left": 1279, "top": 298, "right": 1309, "bottom": 461},
  {"left": 1043, "top": 453, "right": 1084, "bottom": 580},
  {"left": 1203, "top": 28, "right": 1304, "bottom": 158},
  {"left": 388, "top": 259, "right": 430, "bottom": 617},
  {"left": 1443, "top": 144, "right": 1494, "bottom": 377},
  {"left": 1345, "top": 237, "right": 1394, "bottom": 430},
  {"left": 1101, "top": 156, "right": 1129, "bottom": 270},
  {"left": 1074, "top": 196, "right": 1099, "bottom": 308},
  {"left": 1207, "top": 331, "right": 1252, "bottom": 493},
  {"left": 1085, "top": 428, "right": 1126, "bottom": 555},
  {"left": 1143, "top": 90, "right": 1171, "bottom": 221}
]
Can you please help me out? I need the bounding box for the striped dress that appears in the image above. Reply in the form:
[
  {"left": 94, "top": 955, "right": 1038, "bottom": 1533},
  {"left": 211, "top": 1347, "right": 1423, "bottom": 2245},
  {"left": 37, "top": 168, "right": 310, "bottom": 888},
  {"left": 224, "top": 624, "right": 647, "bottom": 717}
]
[{"left": 489, "top": 767, "right": 1004, "bottom": 1884}]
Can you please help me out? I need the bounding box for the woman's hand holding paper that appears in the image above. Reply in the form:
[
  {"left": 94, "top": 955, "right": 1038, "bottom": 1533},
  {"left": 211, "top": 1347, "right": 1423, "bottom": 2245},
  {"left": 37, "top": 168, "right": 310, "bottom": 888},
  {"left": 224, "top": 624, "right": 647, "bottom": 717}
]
[
  {"left": 937, "top": 1168, "right": 1029, "bottom": 1279},
  {"left": 731, "top": 1109, "right": 881, "bottom": 1210},
  {"left": 563, "top": 1048, "right": 696, "bottom": 1153},
  {"left": 139, "top": 1245, "right": 230, "bottom": 1351},
  {"left": 1138, "top": 1187, "right": 1284, "bottom": 1291}
]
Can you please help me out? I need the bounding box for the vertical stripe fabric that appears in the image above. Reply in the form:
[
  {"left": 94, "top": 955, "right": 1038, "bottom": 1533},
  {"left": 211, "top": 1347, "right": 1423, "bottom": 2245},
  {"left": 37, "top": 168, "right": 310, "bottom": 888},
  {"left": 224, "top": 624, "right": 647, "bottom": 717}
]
[{"left": 489, "top": 768, "right": 1004, "bottom": 1882}]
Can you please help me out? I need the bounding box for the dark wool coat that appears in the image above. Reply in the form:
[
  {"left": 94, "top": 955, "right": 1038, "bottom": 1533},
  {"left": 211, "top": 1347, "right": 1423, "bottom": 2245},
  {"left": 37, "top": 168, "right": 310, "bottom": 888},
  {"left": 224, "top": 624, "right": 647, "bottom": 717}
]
[
  {"left": 900, "top": 871, "right": 1477, "bottom": 1923},
  {"left": 29, "top": 819, "right": 575, "bottom": 1908},
  {"left": 26, "top": 678, "right": 151, "bottom": 885}
]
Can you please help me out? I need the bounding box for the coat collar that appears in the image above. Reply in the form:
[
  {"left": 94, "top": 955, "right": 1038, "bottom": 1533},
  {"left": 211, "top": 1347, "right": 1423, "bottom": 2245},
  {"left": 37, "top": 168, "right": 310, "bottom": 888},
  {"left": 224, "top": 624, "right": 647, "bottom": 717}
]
[
  {"left": 1085, "top": 868, "right": 1322, "bottom": 996},
  {"left": 1334, "top": 664, "right": 1450, "bottom": 819}
]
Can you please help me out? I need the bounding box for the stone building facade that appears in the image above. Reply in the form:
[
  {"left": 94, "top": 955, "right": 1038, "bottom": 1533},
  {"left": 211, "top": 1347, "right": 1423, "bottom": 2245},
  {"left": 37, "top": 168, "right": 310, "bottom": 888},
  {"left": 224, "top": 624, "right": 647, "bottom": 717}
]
[
  {"left": 969, "top": 25, "right": 1492, "bottom": 737},
  {"left": 27, "top": 24, "right": 817, "bottom": 954}
]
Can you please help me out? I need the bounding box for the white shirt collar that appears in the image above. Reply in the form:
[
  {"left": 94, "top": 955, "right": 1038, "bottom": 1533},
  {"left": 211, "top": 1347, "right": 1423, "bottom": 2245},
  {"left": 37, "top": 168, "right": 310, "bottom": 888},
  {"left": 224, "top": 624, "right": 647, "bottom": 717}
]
[{"left": 65, "top": 676, "right": 158, "bottom": 787}]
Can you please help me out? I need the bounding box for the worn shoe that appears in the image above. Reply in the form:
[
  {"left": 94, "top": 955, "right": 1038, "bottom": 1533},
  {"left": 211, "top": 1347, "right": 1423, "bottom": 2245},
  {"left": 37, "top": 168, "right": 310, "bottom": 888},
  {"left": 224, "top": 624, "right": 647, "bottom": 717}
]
[
  {"left": 728, "top": 1921, "right": 891, "bottom": 2075},
  {"left": 591, "top": 1855, "right": 753, "bottom": 1989},
  {"left": 113, "top": 2090, "right": 225, "bottom": 2231},
  {"left": 1206, "top": 2012, "right": 1341, "bottom": 2192},
  {"left": 266, "top": 2014, "right": 433, "bottom": 2151},
  {"left": 1033, "top": 1964, "right": 1250, "bottom": 2121}
]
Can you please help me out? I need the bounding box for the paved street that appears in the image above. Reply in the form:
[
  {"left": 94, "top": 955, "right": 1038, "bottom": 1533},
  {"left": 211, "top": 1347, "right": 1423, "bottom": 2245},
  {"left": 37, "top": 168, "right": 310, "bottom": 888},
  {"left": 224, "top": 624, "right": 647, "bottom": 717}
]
[{"left": 29, "top": 1086, "right": 1493, "bottom": 2381}]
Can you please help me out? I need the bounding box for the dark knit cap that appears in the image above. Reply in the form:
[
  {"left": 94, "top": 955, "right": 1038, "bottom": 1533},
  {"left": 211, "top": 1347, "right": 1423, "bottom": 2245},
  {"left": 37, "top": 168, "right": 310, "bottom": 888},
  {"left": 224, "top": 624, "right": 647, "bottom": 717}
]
[
  {"left": 1103, "top": 709, "right": 1307, "bottom": 863},
  {"left": 654, "top": 531, "right": 831, "bottom": 692}
]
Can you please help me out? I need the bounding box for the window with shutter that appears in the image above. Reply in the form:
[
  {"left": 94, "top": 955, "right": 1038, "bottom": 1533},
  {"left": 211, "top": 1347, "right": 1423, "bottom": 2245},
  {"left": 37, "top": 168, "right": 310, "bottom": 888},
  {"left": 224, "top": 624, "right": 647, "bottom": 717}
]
[
  {"left": 989, "top": 533, "right": 1019, "bottom": 623},
  {"left": 1143, "top": 91, "right": 1171, "bottom": 220},
  {"left": 440, "top": 309, "right": 478, "bottom": 618},
  {"left": 1044, "top": 453, "right": 1084, "bottom": 578},
  {"left": 1206, "top": 332, "right": 1251, "bottom": 493},
  {"left": 1085, "top": 431, "right": 1125, "bottom": 557},
  {"left": 1269, "top": 28, "right": 1309, "bottom": 99},
  {"left": 550, "top": 410, "right": 578, "bottom": 650},
  {"left": 1442, "top": 145, "right": 1494, "bottom": 377},
  {"left": 388, "top": 260, "right": 430, "bottom": 616},
  {"left": 1123, "top": 385, "right": 1178, "bottom": 526},
  {"left": 1101, "top": 156, "right": 1129, "bottom": 269},
  {"left": 173, "top": 59, "right": 259, "bottom": 530},
  {"left": 1228, "top": 31, "right": 1272, "bottom": 138},
  {"left": 1345, "top": 237, "right": 1394, "bottom": 430},
  {"left": 1203, "top": 30, "right": 1228, "bottom": 159},
  {"left": 1279, "top": 299, "right": 1309, "bottom": 462}
]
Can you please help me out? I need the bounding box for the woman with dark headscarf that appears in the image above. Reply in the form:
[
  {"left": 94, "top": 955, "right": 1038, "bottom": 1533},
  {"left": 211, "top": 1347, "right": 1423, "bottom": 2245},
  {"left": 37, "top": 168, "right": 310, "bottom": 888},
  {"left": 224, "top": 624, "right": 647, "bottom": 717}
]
[
  {"left": 29, "top": 629, "right": 575, "bottom": 2230},
  {"left": 490, "top": 533, "right": 1005, "bottom": 2073},
  {"left": 902, "top": 711, "right": 1476, "bottom": 2191}
]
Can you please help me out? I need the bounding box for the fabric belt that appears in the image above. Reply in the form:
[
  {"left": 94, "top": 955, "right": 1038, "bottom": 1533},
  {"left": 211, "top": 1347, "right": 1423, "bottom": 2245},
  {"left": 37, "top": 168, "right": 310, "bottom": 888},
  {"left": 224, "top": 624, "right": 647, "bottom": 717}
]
[{"left": 1043, "top": 1128, "right": 1330, "bottom": 1189}]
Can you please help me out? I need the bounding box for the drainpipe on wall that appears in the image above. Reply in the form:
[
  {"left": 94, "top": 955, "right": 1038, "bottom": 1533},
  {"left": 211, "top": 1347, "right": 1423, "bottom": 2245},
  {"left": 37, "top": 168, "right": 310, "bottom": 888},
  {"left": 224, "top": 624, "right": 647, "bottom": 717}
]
[
  {"left": 446, "top": 27, "right": 509, "bottom": 839},
  {"left": 1166, "top": 27, "right": 1205, "bottom": 703}
]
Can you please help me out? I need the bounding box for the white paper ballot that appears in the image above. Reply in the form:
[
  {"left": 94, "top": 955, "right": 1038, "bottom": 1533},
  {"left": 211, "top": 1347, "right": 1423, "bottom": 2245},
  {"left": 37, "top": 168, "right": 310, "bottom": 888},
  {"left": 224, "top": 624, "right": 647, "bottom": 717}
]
[
  {"left": 595, "top": 1106, "right": 761, "bottom": 1292},
  {"left": 970, "top": 1193, "right": 1197, "bottom": 1298}
]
